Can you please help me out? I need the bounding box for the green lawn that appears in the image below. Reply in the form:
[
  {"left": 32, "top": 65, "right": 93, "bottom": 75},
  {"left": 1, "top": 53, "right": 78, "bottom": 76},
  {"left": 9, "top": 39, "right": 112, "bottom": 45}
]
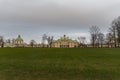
[{"left": 0, "top": 48, "right": 120, "bottom": 80}]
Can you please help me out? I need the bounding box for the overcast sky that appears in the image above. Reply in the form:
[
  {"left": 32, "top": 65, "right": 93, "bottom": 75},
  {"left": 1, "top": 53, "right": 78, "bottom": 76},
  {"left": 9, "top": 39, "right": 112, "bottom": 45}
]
[{"left": 0, "top": 0, "right": 120, "bottom": 43}]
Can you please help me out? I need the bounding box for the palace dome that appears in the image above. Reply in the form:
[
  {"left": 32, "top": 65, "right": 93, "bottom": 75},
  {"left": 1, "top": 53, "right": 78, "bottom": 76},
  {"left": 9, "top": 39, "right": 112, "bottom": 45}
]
[{"left": 15, "top": 35, "right": 23, "bottom": 42}]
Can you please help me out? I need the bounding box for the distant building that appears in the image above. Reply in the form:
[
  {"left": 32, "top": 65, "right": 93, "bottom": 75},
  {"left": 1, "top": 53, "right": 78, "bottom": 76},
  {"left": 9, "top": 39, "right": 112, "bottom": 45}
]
[
  {"left": 4, "top": 42, "right": 13, "bottom": 47},
  {"left": 52, "top": 35, "right": 79, "bottom": 48},
  {"left": 15, "top": 35, "right": 24, "bottom": 47}
]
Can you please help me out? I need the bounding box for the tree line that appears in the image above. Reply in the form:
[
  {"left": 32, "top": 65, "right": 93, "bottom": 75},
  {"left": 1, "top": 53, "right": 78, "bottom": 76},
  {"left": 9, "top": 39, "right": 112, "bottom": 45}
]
[
  {"left": 30, "top": 34, "right": 54, "bottom": 48},
  {"left": 89, "top": 16, "right": 120, "bottom": 48},
  {"left": 0, "top": 16, "right": 120, "bottom": 48}
]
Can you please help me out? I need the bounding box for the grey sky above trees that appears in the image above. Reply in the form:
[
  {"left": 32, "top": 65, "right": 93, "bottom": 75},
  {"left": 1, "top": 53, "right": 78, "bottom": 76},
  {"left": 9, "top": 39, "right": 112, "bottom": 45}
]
[{"left": 0, "top": 0, "right": 120, "bottom": 43}]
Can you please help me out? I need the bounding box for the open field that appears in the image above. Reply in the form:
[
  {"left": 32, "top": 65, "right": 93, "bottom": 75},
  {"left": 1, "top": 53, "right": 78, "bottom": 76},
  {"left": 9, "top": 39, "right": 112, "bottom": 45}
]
[{"left": 0, "top": 48, "right": 120, "bottom": 80}]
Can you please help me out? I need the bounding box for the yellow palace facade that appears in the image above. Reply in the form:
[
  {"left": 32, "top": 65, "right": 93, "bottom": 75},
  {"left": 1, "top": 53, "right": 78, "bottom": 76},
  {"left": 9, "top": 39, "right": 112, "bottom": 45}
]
[{"left": 52, "top": 35, "right": 79, "bottom": 48}]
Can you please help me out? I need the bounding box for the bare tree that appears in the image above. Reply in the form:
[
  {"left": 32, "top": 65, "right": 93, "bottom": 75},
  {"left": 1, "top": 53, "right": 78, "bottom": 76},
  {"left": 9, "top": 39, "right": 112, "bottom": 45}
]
[
  {"left": 42, "top": 34, "right": 48, "bottom": 48},
  {"left": 0, "top": 36, "right": 4, "bottom": 48},
  {"left": 111, "top": 16, "right": 120, "bottom": 47},
  {"left": 12, "top": 38, "right": 15, "bottom": 44},
  {"left": 89, "top": 26, "right": 100, "bottom": 47},
  {"left": 109, "top": 24, "right": 117, "bottom": 47},
  {"left": 47, "top": 36, "right": 54, "bottom": 48},
  {"left": 6, "top": 39, "right": 11, "bottom": 44},
  {"left": 7, "top": 39, "right": 11, "bottom": 43},
  {"left": 106, "top": 33, "right": 114, "bottom": 48},
  {"left": 98, "top": 33, "right": 105, "bottom": 48},
  {"left": 30, "top": 40, "right": 36, "bottom": 47},
  {"left": 78, "top": 37, "right": 86, "bottom": 47}
]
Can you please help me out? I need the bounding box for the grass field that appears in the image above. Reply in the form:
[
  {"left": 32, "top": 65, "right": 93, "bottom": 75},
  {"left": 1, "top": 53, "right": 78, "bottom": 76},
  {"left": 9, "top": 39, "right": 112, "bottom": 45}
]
[{"left": 0, "top": 48, "right": 120, "bottom": 80}]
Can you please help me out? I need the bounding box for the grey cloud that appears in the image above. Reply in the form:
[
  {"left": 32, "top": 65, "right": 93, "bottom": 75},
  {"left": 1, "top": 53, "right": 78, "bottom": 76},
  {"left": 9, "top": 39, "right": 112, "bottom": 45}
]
[
  {"left": 1, "top": 0, "right": 120, "bottom": 27},
  {"left": 0, "top": 0, "right": 120, "bottom": 42}
]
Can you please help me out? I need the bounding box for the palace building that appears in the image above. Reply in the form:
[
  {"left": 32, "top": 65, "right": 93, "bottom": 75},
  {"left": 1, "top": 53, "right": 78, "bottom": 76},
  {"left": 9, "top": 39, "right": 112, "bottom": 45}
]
[
  {"left": 15, "top": 35, "right": 24, "bottom": 47},
  {"left": 52, "top": 35, "right": 79, "bottom": 48}
]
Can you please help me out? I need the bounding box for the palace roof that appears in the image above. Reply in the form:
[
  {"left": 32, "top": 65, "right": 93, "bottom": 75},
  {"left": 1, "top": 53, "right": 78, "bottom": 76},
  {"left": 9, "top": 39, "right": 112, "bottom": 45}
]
[
  {"left": 53, "top": 35, "right": 78, "bottom": 43},
  {"left": 15, "top": 35, "right": 23, "bottom": 41}
]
